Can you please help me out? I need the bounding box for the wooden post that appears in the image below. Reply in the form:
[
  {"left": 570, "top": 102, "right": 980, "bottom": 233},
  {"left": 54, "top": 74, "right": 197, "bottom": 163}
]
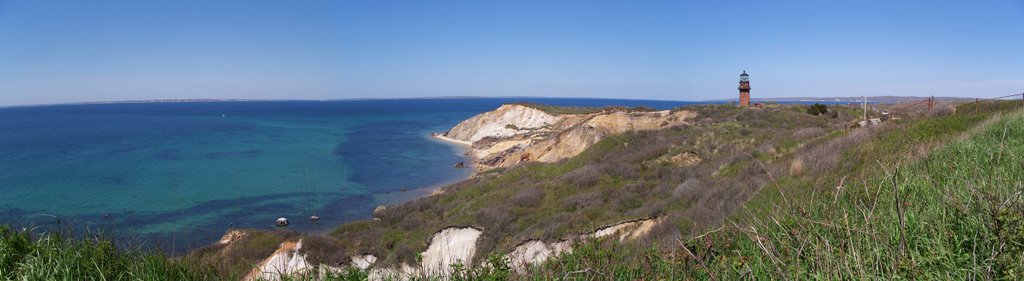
[
  {"left": 975, "top": 98, "right": 979, "bottom": 114},
  {"left": 862, "top": 95, "right": 867, "bottom": 124}
]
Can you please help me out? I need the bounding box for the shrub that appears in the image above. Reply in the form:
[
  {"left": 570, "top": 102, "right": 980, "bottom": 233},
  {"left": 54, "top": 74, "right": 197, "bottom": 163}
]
[
  {"left": 399, "top": 213, "right": 426, "bottom": 231},
  {"left": 672, "top": 179, "right": 701, "bottom": 198},
  {"left": 806, "top": 103, "right": 828, "bottom": 115},
  {"left": 562, "top": 166, "right": 602, "bottom": 187},
  {"left": 475, "top": 206, "right": 514, "bottom": 232},
  {"left": 513, "top": 187, "right": 545, "bottom": 208},
  {"left": 561, "top": 191, "right": 602, "bottom": 211}
]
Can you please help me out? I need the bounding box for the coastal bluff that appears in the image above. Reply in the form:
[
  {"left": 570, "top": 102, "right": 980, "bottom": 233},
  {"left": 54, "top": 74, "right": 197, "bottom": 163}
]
[{"left": 442, "top": 104, "right": 698, "bottom": 171}]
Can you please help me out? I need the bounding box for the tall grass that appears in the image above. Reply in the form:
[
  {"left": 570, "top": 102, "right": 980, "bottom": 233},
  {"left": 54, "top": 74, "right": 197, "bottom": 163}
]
[
  {"left": 0, "top": 226, "right": 216, "bottom": 280},
  {"left": 714, "top": 109, "right": 1023, "bottom": 279},
  {"left": 500, "top": 107, "right": 1024, "bottom": 279}
]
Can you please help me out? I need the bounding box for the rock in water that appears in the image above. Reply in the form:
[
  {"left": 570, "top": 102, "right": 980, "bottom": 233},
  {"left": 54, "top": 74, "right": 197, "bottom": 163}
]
[
  {"left": 275, "top": 217, "right": 289, "bottom": 227},
  {"left": 309, "top": 215, "right": 319, "bottom": 222},
  {"left": 454, "top": 161, "right": 465, "bottom": 168}
]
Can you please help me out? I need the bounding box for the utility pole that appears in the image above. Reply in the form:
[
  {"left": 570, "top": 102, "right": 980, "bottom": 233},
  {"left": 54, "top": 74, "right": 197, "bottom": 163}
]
[{"left": 862, "top": 95, "right": 867, "bottom": 124}]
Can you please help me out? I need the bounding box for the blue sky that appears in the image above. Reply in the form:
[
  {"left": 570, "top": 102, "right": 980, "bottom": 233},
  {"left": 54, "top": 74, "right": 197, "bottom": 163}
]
[{"left": 1, "top": 0, "right": 1022, "bottom": 106}]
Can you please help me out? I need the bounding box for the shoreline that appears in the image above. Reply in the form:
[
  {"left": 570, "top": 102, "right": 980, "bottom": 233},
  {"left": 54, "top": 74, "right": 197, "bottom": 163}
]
[{"left": 429, "top": 132, "right": 473, "bottom": 147}]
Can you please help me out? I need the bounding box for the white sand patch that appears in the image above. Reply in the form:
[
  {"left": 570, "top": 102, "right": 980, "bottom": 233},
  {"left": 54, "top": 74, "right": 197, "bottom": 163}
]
[
  {"left": 475, "top": 138, "right": 533, "bottom": 158},
  {"left": 351, "top": 254, "right": 378, "bottom": 270},
  {"left": 592, "top": 217, "right": 664, "bottom": 242},
  {"left": 244, "top": 240, "right": 311, "bottom": 281},
  {"left": 509, "top": 240, "right": 553, "bottom": 272},
  {"left": 507, "top": 217, "right": 663, "bottom": 272},
  {"left": 420, "top": 227, "right": 483, "bottom": 275},
  {"left": 445, "top": 104, "right": 560, "bottom": 142},
  {"left": 432, "top": 134, "right": 473, "bottom": 146}
]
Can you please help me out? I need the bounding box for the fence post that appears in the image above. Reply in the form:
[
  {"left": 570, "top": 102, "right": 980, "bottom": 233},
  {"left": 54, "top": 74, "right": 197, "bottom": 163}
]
[{"left": 975, "top": 98, "right": 979, "bottom": 114}]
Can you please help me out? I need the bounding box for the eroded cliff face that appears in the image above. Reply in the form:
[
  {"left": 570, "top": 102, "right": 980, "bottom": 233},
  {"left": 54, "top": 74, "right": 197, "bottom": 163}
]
[
  {"left": 229, "top": 218, "right": 662, "bottom": 280},
  {"left": 445, "top": 104, "right": 561, "bottom": 143},
  {"left": 444, "top": 104, "right": 698, "bottom": 171}
]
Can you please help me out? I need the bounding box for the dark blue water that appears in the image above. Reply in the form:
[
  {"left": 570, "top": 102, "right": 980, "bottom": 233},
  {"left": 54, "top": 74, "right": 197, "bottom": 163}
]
[{"left": 0, "top": 97, "right": 700, "bottom": 253}]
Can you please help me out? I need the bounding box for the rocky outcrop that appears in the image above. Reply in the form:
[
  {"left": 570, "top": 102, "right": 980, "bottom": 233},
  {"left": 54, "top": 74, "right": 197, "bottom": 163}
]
[
  {"left": 244, "top": 240, "right": 311, "bottom": 281},
  {"left": 231, "top": 218, "right": 661, "bottom": 280},
  {"left": 351, "top": 255, "right": 378, "bottom": 270},
  {"left": 218, "top": 230, "right": 247, "bottom": 245},
  {"left": 445, "top": 104, "right": 560, "bottom": 143},
  {"left": 420, "top": 227, "right": 483, "bottom": 275},
  {"left": 508, "top": 217, "right": 664, "bottom": 272},
  {"left": 443, "top": 104, "right": 697, "bottom": 171},
  {"left": 235, "top": 227, "right": 484, "bottom": 281}
]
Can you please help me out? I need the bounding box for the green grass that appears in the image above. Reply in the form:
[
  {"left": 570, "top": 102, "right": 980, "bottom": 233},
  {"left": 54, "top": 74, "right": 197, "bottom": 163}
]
[
  {"left": 720, "top": 109, "right": 1024, "bottom": 279},
  {"left": 514, "top": 104, "right": 1024, "bottom": 279},
  {"left": 0, "top": 227, "right": 217, "bottom": 280}
]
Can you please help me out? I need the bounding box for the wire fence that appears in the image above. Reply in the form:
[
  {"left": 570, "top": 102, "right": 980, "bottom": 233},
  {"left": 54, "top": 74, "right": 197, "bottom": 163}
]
[{"left": 885, "top": 92, "right": 1024, "bottom": 116}]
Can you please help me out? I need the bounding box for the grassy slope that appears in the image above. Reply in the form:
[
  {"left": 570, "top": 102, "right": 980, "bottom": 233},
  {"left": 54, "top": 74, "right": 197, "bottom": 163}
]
[
  {"left": 518, "top": 102, "right": 1024, "bottom": 279},
  {"left": 318, "top": 104, "right": 860, "bottom": 267},
  {"left": 735, "top": 107, "right": 1024, "bottom": 279}
]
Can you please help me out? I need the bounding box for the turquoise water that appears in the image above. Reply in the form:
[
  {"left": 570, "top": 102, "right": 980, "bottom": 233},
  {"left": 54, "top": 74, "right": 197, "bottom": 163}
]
[{"left": 0, "top": 98, "right": 697, "bottom": 252}]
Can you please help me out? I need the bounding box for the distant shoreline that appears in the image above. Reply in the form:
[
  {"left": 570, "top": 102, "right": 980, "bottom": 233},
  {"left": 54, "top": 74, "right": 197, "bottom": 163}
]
[{"left": 1, "top": 95, "right": 978, "bottom": 109}]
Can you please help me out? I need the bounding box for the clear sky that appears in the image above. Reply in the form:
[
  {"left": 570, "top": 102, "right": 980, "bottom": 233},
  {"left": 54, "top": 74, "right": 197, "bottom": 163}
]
[{"left": 1, "top": 0, "right": 1023, "bottom": 106}]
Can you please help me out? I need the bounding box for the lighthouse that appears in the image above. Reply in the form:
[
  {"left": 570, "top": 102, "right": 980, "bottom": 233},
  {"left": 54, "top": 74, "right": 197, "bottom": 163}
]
[{"left": 738, "top": 71, "right": 751, "bottom": 107}]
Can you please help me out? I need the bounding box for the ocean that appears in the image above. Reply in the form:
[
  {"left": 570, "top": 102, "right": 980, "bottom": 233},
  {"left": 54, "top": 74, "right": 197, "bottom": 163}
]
[{"left": 0, "top": 97, "right": 699, "bottom": 253}]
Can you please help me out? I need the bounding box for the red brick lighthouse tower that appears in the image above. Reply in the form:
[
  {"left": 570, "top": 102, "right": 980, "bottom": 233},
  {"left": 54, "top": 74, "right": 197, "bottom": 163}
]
[{"left": 738, "top": 70, "right": 751, "bottom": 107}]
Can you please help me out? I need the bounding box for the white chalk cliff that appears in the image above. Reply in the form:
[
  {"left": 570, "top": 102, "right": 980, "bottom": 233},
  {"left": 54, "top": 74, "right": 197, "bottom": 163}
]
[
  {"left": 443, "top": 104, "right": 698, "bottom": 171},
  {"left": 234, "top": 218, "right": 662, "bottom": 280}
]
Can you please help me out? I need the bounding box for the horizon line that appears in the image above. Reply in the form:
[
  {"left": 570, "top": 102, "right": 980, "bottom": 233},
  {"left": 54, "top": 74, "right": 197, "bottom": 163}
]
[{"left": 0, "top": 95, "right": 986, "bottom": 109}]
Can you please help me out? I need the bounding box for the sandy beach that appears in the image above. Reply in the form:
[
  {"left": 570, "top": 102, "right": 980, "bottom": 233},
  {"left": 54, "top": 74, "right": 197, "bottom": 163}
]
[{"left": 430, "top": 133, "right": 473, "bottom": 146}]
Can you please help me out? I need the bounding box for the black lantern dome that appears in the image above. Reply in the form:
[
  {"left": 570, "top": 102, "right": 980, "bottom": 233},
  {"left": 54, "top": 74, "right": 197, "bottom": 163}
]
[{"left": 740, "top": 71, "right": 749, "bottom": 82}]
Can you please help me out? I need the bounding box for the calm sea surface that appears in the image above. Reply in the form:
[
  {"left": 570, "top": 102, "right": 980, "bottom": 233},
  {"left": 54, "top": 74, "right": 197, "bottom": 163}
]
[{"left": 0, "top": 98, "right": 699, "bottom": 253}]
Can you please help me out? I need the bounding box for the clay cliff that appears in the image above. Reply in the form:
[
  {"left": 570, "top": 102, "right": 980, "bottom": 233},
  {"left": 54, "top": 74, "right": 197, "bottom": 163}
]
[{"left": 443, "top": 104, "right": 698, "bottom": 171}]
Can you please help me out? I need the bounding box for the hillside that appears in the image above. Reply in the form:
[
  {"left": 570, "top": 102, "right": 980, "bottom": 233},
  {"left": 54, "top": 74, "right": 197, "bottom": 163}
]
[
  {"left": 2, "top": 101, "right": 1021, "bottom": 280},
  {"left": 193, "top": 102, "right": 871, "bottom": 278}
]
